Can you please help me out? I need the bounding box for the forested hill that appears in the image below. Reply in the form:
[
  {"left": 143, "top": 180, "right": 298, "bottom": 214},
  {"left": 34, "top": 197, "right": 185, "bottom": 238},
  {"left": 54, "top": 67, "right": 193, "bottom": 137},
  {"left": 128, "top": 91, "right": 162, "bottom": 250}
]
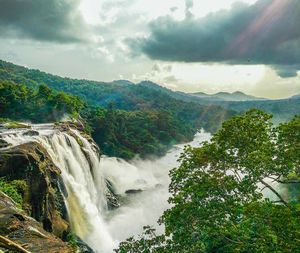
[
  {"left": 131, "top": 80, "right": 300, "bottom": 123},
  {"left": 1, "top": 60, "right": 298, "bottom": 124},
  {"left": 0, "top": 60, "right": 235, "bottom": 131},
  {"left": 0, "top": 60, "right": 236, "bottom": 159}
]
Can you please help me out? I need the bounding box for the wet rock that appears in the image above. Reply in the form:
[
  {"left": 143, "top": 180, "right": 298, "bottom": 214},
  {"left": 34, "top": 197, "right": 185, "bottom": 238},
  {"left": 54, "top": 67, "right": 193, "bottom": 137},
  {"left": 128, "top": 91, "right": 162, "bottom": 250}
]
[
  {"left": 0, "top": 191, "right": 73, "bottom": 253},
  {"left": 125, "top": 189, "right": 143, "bottom": 194},
  {"left": 0, "top": 139, "right": 11, "bottom": 148},
  {"left": 106, "top": 192, "right": 120, "bottom": 210},
  {"left": 23, "top": 130, "right": 39, "bottom": 136},
  {"left": 105, "top": 180, "right": 120, "bottom": 209},
  {"left": 0, "top": 142, "right": 69, "bottom": 238},
  {"left": 75, "top": 236, "right": 95, "bottom": 253}
]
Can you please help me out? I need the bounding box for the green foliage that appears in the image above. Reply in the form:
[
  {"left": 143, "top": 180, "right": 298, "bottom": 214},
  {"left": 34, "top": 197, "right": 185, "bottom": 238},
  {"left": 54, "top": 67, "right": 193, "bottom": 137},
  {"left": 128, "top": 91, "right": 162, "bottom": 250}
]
[
  {"left": 0, "top": 178, "right": 27, "bottom": 208},
  {"left": 116, "top": 110, "right": 300, "bottom": 252},
  {"left": 84, "top": 106, "right": 195, "bottom": 159},
  {"left": 0, "top": 81, "right": 84, "bottom": 122},
  {"left": 116, "top": 226, "right": 167, "bottom": 253},
  {"left": 66, "top": 232, "right": 78, "bottom": 250},
  {"left": 0, "top": 80, "right": 195, "bottom": 158},
  {"left": 4, "top": 121, "right": 31, "bottom": 129},
  {"left": 0, "top": 60, "right": 238, "bottom": 158}
]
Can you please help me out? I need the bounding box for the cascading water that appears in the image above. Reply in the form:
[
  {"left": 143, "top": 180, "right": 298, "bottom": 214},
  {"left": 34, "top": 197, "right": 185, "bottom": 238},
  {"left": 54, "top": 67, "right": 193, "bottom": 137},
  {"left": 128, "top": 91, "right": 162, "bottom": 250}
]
[
  {"left": 42, "top": 130, "right": 115, "bottom": 252},
  {"left": 1, "top": 125, "right": 115, "bottom": 252},
  {"left": 1, "top": 124, "right": 212, "bottom": 252}
]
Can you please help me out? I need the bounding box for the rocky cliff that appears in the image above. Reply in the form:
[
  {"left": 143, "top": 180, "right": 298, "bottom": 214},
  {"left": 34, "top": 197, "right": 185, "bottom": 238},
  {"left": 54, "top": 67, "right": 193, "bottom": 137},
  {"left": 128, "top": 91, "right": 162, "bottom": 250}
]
[
  {"left": 0, "top": 141, "right": 69, "bottom": 238},
  {"left": 0, "top": 140, "right": 73, "bottom": 252},
  {"left": 0, "top": 191, "right": 73, "bottom": 252}
]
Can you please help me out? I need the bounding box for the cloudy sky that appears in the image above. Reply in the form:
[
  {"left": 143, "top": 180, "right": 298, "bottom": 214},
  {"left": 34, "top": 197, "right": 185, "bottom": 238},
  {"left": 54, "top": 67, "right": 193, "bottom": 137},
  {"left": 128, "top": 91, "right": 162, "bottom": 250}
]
[{"left": 0, "top": 0, "right": 299, "bottom": 98}]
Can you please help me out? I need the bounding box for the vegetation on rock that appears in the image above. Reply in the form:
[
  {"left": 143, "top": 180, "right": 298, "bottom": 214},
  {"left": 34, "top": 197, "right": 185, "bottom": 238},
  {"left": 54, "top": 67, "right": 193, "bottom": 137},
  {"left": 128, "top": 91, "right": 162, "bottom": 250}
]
[{"left": 0, "top": 177, "right": 26, "bottom": 209}]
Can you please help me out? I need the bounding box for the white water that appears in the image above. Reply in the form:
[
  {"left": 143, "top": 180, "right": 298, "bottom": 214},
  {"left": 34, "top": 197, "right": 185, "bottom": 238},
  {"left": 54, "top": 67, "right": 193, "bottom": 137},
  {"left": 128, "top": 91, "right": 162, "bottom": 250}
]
[
  {"left": 101, "top": 131, "right": 211, "bottom": 246},
  {"left": 0, "top": 125, "right": 211, "bottom": 252}
]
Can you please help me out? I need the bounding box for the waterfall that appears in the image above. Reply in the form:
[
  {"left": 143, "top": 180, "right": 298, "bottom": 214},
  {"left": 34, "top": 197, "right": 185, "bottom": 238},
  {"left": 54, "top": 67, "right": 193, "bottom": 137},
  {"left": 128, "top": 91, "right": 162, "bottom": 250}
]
[
  {"left": 1, "top": 125, "right": 115, "bottom": 252},
  {"left": 43, "top": 130, "right": 115, "bottom": 252},
  {"left": 1, "top": 125, "right": 212, "bottom": 252}
]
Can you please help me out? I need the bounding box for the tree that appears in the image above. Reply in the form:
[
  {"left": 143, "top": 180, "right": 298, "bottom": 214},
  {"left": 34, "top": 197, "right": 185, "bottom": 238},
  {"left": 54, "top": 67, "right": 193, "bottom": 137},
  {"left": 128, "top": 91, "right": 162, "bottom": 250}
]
[{"left": 116, "top": 110, "right": 300, "bottom": 253}]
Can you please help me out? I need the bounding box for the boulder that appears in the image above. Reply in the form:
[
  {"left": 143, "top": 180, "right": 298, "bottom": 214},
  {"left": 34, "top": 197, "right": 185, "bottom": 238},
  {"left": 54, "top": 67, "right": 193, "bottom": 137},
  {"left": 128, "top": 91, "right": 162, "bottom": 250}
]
[
  {"left": 23, "top": 130, "right": 39, "bottom": 136},
  {"left": 75, "top": 236, "right": 95, "bottom": 253}
]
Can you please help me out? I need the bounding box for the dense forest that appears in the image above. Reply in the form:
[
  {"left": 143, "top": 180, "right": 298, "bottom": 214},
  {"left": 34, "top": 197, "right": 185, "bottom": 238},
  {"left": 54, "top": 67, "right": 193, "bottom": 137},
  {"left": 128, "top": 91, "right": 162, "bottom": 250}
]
[
  {"left": 0, "top": 81, "right": 84, "bottom": 122},
  {"left": 0, "top": 60, "right": 237, "bottom": 159},
  {"left": 0, "top": 81, "right": 194, "bottom": 158},
  {"left": 116, "top": 110, "right": 300, "bottom": 252}
]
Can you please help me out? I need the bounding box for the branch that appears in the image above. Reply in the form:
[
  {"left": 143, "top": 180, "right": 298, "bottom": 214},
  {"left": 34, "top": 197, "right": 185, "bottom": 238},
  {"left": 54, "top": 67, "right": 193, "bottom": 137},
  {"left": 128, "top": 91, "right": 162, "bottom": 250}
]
[
  {"left": 259, "top": 179, "right": 289, "bottom": 207},
  {"left": 266, "top": 176, "right": 300, "bottom": 184},
  {"left": 224, "top": 236, "right": 243, "bottom": 244},
  {"left": 277, "top": 180, "right": 300, "bottom": 184},
  {"left": 0, "top": 235, "right": 32, "bottom": 253}
]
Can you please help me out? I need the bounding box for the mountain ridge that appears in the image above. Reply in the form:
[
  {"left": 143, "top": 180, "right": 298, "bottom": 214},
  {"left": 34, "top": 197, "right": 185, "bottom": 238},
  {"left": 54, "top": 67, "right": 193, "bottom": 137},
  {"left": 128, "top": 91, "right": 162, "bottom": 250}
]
[{"left": 190, "top": 90, "right": 266, "bottom": 101}]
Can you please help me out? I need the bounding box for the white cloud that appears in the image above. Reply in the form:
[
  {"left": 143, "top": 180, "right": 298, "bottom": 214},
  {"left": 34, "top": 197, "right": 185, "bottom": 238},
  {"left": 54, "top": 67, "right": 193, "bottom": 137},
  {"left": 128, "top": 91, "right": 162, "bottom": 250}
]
[{"left": 1, "top": 0, "right": 298, "bottom": 99}]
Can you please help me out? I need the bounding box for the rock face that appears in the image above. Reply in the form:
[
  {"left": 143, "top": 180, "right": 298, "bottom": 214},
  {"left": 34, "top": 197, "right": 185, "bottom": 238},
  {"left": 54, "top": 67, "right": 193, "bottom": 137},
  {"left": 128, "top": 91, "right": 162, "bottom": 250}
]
[
  {"left": 0, "top": 191, "right": 73, "bottom": 253},
  {"left": 0, "top": 142, "right": 69, "bottom": 238},
  {"left": 106, "top": 180, "right": 120, "bottom": 210}
]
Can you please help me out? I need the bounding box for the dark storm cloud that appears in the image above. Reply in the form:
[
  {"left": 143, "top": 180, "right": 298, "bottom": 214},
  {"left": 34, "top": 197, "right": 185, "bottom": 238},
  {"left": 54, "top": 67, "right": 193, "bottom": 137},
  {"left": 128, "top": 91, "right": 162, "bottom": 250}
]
[
  {"left": 128, "top": 0, "right": 300, "bottom": 77},
  {"left": 0, "top": 0, "right": 88, "bottom": 43}
]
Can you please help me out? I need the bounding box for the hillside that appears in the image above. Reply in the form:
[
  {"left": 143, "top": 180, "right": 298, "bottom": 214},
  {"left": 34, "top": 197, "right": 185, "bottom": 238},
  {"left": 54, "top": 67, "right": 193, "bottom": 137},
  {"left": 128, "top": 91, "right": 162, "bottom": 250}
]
[
  {"left": 0, "top": 60, "right": 237, "bottom": 159},
  {"left": 1, "top": 60, "right": 298, "bottom": 126},
  {"left": 0, "top": 60, "right": 235, "bottom": 131}
]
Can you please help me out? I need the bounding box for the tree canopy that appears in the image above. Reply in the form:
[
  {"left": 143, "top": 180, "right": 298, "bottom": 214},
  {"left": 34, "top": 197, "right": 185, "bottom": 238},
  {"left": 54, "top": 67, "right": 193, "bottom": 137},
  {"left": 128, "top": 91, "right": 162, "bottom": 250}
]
[
  {"left": 0, "top": 81, "right": 195, "bottom": 159},
  {"left": 116, "top": 109, "right": 300, "bottom": 253},
  {"left": 0, "top": 81, "right": 84, "bottom": 122}
]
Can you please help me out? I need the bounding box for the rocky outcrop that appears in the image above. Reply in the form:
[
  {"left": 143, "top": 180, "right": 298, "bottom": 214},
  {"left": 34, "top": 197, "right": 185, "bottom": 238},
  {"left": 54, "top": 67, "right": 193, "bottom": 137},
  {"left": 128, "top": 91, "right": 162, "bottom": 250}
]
[
  {"left": 105, "top": 180, "right": 120, "bottom": 210},
  {"left": 23, "top": 130, "right": 39, "bottom": 136},
  {"left": 0, "top": 142, "right": 69, "bottom": 238},
  {"left": 0, "top": 138, "right": 11, "bottom": 148},
  {"left": 0, "top": 191, "right": 73, "bottom": 253}
]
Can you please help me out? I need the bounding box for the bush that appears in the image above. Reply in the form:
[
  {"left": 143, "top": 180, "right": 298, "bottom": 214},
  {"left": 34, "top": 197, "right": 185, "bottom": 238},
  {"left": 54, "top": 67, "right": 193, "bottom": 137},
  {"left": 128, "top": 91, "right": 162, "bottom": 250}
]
[{"left": 0, "top": 178, "right": 26, "bottom": 208}]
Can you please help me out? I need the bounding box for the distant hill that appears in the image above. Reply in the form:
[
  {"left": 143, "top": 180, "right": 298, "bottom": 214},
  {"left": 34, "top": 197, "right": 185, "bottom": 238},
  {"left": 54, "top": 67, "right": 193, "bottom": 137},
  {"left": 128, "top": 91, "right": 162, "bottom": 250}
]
[
  {"left": 0, "top": 59, "right": 299, "bottom": 126},
  {"left": 190, "top": 91, "right": 266, "bottom": 101}
]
